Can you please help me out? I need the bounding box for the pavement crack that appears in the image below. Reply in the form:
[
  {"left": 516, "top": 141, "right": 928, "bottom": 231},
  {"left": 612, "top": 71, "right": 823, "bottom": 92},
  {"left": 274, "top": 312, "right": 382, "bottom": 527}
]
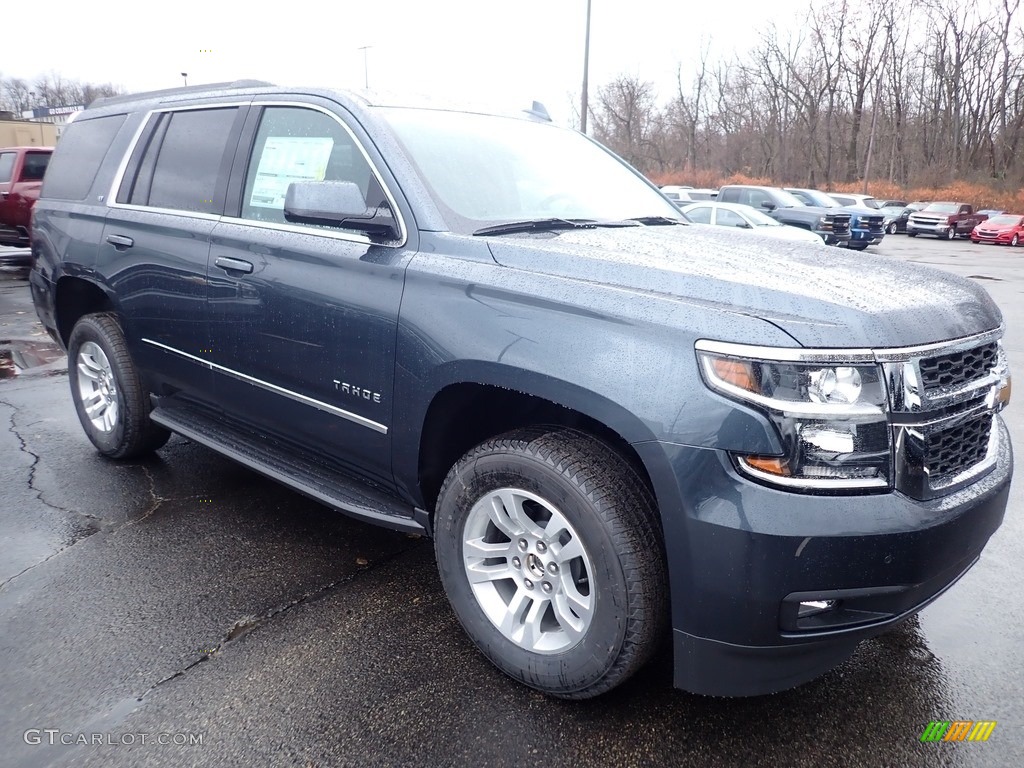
[
  {"left": 141, "top": 541, "right": 423, "bottom": 696},
  {"left": 124, "top": 464, "right": 167, "bottom": 528}
]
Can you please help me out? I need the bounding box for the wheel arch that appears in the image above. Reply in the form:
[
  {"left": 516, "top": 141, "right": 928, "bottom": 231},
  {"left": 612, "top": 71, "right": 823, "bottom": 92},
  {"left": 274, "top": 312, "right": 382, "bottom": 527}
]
[
  {"left": 54, "top": 276, "right": 120, "bottom": 347},
  {"left": 405, "top": 364, "right": 661, "bottom": 515}
]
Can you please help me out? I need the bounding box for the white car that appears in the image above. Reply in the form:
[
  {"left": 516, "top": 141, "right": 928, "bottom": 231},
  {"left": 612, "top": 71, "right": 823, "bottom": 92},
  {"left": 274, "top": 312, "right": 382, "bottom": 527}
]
[
  {"left": 661, "top": 185, "right": 718, "bottom": 203},
  {"left": 680, "top": 201, "right": 825, "bottom": 245}
]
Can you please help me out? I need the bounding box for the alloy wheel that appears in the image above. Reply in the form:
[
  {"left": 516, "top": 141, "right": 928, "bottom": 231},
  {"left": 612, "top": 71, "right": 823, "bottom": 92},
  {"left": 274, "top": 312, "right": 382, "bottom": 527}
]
[{"left": 75, "top": 341, "right": 119, "bottom": 432}]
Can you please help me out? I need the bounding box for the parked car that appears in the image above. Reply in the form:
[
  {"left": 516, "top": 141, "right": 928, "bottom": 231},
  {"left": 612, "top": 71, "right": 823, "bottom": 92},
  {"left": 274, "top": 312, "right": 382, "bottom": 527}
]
[
  {"left": 977, "top": 209, "right": 1006, "bottom": 218},
  {"left": 30, "top": 82, "right": 1013, "bottom": 700},
  {"left": 679, "top": 201, "right": 824, "bottom": 245},
  {"left": 785, "top": 187, "right": 885, "bottom": 250},
  {"left": 878, "top": 199, "right": 909, "bottom": 208},
  {"left": 879, "top": 205, "right": 912, "bottom": 234},
  {"left": 0, "top": 146, "right": 53, "bottom": 256},
  {"left": 715, "top": 185, "right": 852, "bottom": 245},
  {"left": 971, "top": 214, "right": 1024, "bottom": 246},
  {"left": 828, "top": 192, "right": 881, "bottom": 209},
  {"left": 662, "top": 186, "right": 718, "bottom": 204},
  {"left": 907, "top": 202, "right": 984, "bottom": 240}
]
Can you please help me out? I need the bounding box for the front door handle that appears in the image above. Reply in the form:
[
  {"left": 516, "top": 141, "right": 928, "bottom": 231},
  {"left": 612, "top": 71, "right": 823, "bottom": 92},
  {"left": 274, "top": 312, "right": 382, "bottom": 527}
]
[
  {"left": 106, "top": 234, "right": 134, "bottom": 249},
  {"left": 214, "top": 256, "right": 254, "bottom": 274}
]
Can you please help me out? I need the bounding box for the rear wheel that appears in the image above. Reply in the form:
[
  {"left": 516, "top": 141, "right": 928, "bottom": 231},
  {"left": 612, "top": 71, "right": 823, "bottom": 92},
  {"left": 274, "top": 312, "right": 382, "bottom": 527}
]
[
  {"left": 67, "top": 313, "right": 170, "bottom": 458},
  {"left": 434, "top": 428, "right": 667, "bottom": 699}
]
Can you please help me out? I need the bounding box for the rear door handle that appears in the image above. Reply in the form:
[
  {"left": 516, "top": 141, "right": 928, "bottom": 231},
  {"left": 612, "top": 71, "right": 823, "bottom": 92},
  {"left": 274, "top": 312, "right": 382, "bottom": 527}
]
[
  {"left": 214, "top": 256, "right": 254, "bottom": 274},
  {"left": 106, "top": 234, "right": 134, "bottom": 249}
]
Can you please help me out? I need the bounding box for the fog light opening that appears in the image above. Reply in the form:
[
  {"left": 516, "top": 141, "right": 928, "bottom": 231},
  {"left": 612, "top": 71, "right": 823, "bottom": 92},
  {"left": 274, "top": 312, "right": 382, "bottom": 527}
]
[{"left": 798, "top": 599, "right": 838, "bottom": 618}]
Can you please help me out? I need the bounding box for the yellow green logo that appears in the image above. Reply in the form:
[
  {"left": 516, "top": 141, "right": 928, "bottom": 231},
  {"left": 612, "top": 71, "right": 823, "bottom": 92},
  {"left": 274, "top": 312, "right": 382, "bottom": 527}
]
[{"left": 920, "top": 721, "right": 996, "bottom": 742}]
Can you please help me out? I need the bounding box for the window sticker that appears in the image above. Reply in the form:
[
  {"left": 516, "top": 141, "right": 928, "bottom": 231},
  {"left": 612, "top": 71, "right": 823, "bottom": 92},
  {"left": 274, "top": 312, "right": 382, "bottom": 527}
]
[{"left": 249, "top": 136, "right": 336, "bottom": 209}]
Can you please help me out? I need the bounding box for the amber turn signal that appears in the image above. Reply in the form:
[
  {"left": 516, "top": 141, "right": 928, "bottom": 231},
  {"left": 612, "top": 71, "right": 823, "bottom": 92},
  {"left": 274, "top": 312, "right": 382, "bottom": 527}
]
[
  {"left": 711, "top": 358, "right": 756, "bottom": 392},
  {"left": 743, "top": 457, "right": 791, "bottom": 476}
]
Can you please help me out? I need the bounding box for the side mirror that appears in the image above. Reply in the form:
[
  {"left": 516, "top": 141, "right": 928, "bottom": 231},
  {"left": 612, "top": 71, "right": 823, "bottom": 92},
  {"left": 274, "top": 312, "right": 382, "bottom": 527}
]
[
  {"left": 760, "top": 201, "right": 776, "bottom": 211},
  {"left": 284, "top": 180, "right": 399, "bottom": 239},
  {"left": 737, "top": 222, "right": 752, "bottom": 229}
]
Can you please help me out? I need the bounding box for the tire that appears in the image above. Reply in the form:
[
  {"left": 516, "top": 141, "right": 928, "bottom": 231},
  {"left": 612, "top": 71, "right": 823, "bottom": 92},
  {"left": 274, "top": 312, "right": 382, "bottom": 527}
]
[
  {"left": 849, "top": 243, "right": 869, "bottom": 251},
  {"left": 67, "top": 312, "right": 171, "bottom": 459},
  {"left": 907, "top": 232, "right": 917, "bottom": 238},
  {"left": 945, "top": 227, "right": 956, "bottom": 241},
  {"left": 434, "top": 427, "right": 667, "bottom": 699},
  {"left": 1012, "top": 234, "right": 1019, "bottom": 247},
  {"left": 887, "top": 222, "right": 898, "bottom": 235}
]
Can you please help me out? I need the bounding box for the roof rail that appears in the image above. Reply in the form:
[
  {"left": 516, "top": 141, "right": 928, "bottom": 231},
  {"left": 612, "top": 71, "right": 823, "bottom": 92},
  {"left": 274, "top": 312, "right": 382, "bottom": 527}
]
[{"left": 89, "top": 80, "right": 276, "bottom": 108}]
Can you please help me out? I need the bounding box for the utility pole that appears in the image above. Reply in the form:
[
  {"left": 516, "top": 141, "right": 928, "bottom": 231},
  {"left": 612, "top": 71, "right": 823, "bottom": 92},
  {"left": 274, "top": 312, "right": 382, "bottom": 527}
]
[
  {"left": 358, "top": 46, "right": 373, "bottom": 90},
  {"left": 580, "top": 0, "right": 592, "bottom": 134}
]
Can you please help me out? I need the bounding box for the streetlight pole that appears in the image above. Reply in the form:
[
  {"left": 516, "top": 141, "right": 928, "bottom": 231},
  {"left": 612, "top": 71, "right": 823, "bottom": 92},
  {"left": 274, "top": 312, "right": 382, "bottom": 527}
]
[
  {"left": 580, "top": 0, "right": 592, "bottom": 134},
  {"left": 181, "top": 72, "right": 188, "bottom": 87},
  {"left": 358, "top": 46, "right": 373, "bottom": 89}
]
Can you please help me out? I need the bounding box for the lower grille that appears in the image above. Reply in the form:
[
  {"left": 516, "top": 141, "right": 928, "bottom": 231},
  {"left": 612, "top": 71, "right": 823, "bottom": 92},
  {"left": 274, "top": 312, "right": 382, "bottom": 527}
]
[{"left": 924, "top": 416, "right": 992, "bottom": 483}]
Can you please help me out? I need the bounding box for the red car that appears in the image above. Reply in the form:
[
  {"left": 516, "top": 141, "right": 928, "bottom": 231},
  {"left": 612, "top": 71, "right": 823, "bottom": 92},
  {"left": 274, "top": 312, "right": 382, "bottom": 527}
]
[
  {"left": 971, "top": 214, "right": 1024, "bottom": 246},
  {"left": 0, "top": 146, "right": 53, "bottom": 249}
]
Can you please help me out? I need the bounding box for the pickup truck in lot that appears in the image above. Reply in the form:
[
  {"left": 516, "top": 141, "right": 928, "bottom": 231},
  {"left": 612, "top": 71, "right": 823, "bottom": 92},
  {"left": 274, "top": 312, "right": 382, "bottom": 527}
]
[
  {"left": 0, "top": 146, "right": 53, "bottom": 250},
  {"left": 29, "top": 82, "right": 1013, "bottom": 700},
  {"left": 716, "top": 185, "right": 852, "bottom": 246},
  {"left": 907, "top": 202, "right": 985, "bottom": 240},
  {"left": 785, "top": 187, "right": 885, "bottom": 250}
]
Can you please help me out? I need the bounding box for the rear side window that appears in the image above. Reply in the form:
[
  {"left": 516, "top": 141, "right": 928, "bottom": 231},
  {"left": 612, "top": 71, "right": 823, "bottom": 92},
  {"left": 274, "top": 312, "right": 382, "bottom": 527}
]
[
  {"left": 141, "top": 108, "right": 239, "bottom": 214},
  {"left": 41, "top": 114, "right": 127, "bottom": 200},
  {"left": 0, "top": 152, "right": 17, "bottom": 183},
  {"left": 21, "top": 152, "right": 50, "bottom": 181}
]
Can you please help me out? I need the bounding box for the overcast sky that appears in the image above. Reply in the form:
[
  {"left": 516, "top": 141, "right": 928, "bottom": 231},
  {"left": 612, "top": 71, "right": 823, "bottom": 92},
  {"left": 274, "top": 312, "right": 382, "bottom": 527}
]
[{"left": 4, "top": 0, "right": 811, "bottom": 124}]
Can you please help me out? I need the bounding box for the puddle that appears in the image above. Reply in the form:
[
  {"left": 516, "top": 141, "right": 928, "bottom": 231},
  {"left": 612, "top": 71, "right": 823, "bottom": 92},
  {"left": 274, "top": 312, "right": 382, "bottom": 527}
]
[{"left": 0, "top": 339, "right": 66, "bottom": 379}]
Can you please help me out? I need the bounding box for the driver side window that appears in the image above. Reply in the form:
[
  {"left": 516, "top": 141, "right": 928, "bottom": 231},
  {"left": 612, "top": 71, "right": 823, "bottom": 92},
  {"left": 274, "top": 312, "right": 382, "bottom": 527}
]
[
  {"left": 241, "top": 106, "right": 373, "bottom": 227},
  {"left": 717, "top": 209, "right": 747, "bottom": 228}
]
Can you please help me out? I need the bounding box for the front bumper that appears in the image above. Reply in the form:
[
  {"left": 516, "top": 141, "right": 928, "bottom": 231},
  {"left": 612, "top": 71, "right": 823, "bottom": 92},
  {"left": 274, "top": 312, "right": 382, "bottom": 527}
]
[
  {"left": 971, "top": 232, "right": 1014, "bottom": 244},
  {"left": 814, "top": 230, "right": 851, "bottom": 246},
  {"left": 907, "top": 222, "right": 953, "bottom": 237},
  {"left": 634, "top": 416, "right": 1012, "bottom": 697}
]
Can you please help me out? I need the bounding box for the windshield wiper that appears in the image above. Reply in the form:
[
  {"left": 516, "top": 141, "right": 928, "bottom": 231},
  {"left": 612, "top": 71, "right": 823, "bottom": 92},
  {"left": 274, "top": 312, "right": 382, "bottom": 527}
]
[
  {"left": 473, "top": 218, "right": 600, "bottom": 236},
  {"left": 472, "top": 218, "right": 641, "bottom": 236},
  {"left": 625, "top": 216, "right": 687, "bottom": 226}
]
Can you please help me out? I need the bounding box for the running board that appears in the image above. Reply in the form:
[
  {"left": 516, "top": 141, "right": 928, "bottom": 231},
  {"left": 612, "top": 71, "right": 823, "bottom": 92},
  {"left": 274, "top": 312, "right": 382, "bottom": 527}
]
[{"left": 150, "top": 402, "right": 428, "bottom": 535}]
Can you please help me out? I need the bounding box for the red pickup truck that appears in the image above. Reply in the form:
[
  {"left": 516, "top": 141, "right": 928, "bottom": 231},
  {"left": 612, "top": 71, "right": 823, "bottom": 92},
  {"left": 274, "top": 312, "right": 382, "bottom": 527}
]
[
  {"left": 906, "top": 201, "right": 986, "bottom": 240},
  {"left": 0, "top": 146, "right": 53, "bottom": 250}
]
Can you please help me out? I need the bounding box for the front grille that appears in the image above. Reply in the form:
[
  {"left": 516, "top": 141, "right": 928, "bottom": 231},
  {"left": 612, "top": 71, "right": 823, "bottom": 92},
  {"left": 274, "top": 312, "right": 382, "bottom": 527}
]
[
  {"left": 827, "top": 215, "right": 851, "bottom": 235},
  {"left": 924, "top": 416, "right": 992, "bottom": 483},
  {"left": 918, "top": 342, "right": 998, "bottom": 391},
  {"left": 865, "top": 216, "right": 884, "bottom": 233}
]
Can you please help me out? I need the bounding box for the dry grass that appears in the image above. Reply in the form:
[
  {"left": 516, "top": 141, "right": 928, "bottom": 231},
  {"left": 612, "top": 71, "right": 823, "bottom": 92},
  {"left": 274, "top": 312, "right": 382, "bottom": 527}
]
[{"left": 650, "top": 171, "right": 1024, "bottom": 212}]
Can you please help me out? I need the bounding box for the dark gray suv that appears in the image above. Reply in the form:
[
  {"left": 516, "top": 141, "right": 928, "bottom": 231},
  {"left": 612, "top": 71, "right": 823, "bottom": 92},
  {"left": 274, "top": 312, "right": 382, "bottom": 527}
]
[{"left": 30, "top": 81, "right": 1013, "bottom": 699}]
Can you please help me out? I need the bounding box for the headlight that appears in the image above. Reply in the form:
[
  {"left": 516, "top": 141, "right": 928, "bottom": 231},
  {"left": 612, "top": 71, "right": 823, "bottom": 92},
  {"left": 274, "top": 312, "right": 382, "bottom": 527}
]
[{"left": 697, "top": 344, "right": 891, "bottom": 491}]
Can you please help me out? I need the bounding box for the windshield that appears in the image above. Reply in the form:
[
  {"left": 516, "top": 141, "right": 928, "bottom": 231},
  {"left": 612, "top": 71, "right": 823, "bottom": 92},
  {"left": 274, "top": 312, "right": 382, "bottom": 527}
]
[
  {"left": 986, "top": 215, "right": 1023, "bottom": 226},
  {"left": 743, "top": 207, "right": 782, "bottom": 226},
  {"left": 792, "top": 189, "right": 838, "bottom": 208},
  {"left": 924, "top": 202, "right": 959, "bottom": 213},
  {"left": 378, "top": 108, "right": 684, "bottom": 234}
]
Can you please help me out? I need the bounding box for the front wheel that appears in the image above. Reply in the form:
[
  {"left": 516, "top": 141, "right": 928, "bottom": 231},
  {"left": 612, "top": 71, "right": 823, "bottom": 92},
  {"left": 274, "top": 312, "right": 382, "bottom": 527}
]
[
  {"left": 945, "top": 227, "right": 956, "bottom": 240},
  {"left": 434, "top": 428, "right": 667, "bottom": 699},
  {"left": 887, "top": 222, "right": 898, "bottom": 234},
  {"left": 67, "top": 313, "right": 171, "bottom": 458},
  {"left": 1012, "top": 234, "right": 1019, "bottom": 247},
  {"left": 907, "top": 232, "right": 917, "bottom": 238}
]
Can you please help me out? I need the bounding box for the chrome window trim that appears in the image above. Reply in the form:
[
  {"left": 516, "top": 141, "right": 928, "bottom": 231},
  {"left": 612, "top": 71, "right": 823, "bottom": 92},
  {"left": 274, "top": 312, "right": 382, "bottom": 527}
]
[
  {"left": 142, "top": 338, "right": 388, "bottom": 435},
  {"left": 107, "top": 99, "right": 408, "bottom": 248}
]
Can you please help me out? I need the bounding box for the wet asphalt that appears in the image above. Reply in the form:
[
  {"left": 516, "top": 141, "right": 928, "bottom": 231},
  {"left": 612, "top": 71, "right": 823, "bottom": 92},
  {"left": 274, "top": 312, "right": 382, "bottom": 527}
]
[{"left": 1, "top": 237, "right": 1022, "bottom": 768}]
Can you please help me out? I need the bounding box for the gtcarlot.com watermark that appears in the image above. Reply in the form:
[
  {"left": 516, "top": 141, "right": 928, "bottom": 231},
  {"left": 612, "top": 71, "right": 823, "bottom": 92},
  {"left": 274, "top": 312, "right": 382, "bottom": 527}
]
[{"left": 24, "top": 729, "right": 204, "bottom": 746}]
